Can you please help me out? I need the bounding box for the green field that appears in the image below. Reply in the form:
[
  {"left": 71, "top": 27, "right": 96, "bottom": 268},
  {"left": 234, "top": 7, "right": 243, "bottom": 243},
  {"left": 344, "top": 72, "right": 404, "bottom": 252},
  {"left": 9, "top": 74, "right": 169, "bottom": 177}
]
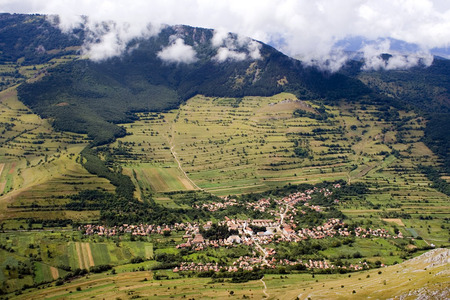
[
  {"left": 110, "top": 93, "right": 443, "bottom": 198},
  {"left": 0, "top": 89, "right": 448, "bottom": 298},
  {"left": 0, "top": 15, "right": 449, "bottom": 299},
  {"left": 0, "top": 87, "right": 115, "bottom": 225},
  {"left": 0, "top": 231, "right": 155, "bottom": 294},
  {"left": 106, "top": 94, "right": 449, "bottom": 242},
  {"left": 8, "top": 248, "right": 448, "bottom": 300}
]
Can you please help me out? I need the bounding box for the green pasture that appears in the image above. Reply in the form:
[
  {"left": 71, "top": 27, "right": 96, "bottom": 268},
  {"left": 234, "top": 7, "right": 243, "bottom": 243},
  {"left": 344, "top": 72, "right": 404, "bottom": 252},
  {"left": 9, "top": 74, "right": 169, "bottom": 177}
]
[
  {"left": 0, "top": 231, "right": 157, "bottom": 294},
  {"left": 8, "top": 247, "right": 449, "bottom": 300},
  {"left": 111, "top": 93, "right": 445, "bottom": 203}
]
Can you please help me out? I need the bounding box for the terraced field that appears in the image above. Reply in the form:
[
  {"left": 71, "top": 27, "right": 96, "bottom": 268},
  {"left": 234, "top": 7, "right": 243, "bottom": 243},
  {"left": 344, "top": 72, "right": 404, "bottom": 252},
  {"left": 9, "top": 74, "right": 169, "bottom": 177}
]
[
  {"left": 107, "top": 93, "right": 449, "bottom": 244},
  {"left": 0, "top": 87, "right": 114, "bottom": 224},
  {"left": 0, "top": 230, "right": 155, "bottom": 293},
  {"left": 113, "top": 93, "right": 441, "bottom": 195}
]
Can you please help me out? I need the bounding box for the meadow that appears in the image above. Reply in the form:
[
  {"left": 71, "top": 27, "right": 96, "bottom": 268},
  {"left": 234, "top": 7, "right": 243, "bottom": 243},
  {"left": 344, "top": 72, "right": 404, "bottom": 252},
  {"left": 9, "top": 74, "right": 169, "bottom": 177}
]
[
  {"left": 112, "top": 93, "right": 440, "bottom": 194},
  {"left": 8, "top": 248, "right": 448, "bottom": 300},
  {"left": 108, "top": 93, "right": 448, "bottom": 245},
  {"left": 0, "top": 230, "right": 155, "bottom": 294},
  {"left": 0, "top": 90, "right": 448, "bottom": 297},
  {"left": 0, "top": 15, "right": 448, "bottom": 298}
]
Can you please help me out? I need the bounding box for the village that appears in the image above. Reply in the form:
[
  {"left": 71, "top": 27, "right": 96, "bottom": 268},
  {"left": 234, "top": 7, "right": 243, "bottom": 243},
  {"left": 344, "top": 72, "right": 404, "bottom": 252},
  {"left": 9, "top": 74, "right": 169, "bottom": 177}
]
[{"left": 80, "top": 184, "right": 402, "bottom": 273}]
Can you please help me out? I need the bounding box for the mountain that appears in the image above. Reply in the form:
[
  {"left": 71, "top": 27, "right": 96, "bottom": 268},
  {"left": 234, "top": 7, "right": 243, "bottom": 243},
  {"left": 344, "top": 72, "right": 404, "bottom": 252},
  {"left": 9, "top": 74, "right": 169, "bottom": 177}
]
[
  {"left": 11, "top": 13, "right": 448, "bottom": 172},
  {"left": 333, "top": 36, "right": 450, "bottom": 59},
  {"left": 0, "top": 13, "right": 449, "bottom": 298},
  {"left": 9, "top": 16, "right": 368, "bottom": 145},
  {"left": 0, "top": 13, "right": 83, "bottom": 64}
]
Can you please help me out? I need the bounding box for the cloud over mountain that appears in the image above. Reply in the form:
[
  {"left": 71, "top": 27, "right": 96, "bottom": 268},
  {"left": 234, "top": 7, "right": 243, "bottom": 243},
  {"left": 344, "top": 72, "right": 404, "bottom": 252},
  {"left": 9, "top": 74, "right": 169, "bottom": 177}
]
[
  {"left": 157, "top": 37, "right": 198, "bottom": 64},
  {"left": 3, "top": 0, "right": 449, "bottom": 70}
]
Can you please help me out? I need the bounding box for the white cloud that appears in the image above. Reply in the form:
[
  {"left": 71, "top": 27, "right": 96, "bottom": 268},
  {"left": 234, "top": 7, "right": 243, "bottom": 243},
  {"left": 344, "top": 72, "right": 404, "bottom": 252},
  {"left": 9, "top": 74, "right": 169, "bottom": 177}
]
[
  {"left": 214, "top": 47, "right": 246, "bottom": 62},
  {"left": 211, "top": 29, "right": 262, "bottom": 62},
  {"left": 248, "top": 40, "right": 262, "bottom": 60},
  {"left": 157, "top": 38, "right": 197, "bottom": 64},
  {"left": 2, "top": 0, "right": 450, "bottom": 70},
  {"left": 361, "top": 40, "right": 433, "bottom": 70},
  {"left": 211, "top": 28, "right": 229, "bottom": 48}
]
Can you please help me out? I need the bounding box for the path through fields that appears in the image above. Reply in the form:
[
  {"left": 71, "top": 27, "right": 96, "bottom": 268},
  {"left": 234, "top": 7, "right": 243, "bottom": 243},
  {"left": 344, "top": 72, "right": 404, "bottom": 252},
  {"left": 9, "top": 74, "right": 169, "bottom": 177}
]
[
  {"left": 260, "top": 276, "right": 269, "bottom": 298},
  {"left": 168, "top": 124, "right": 202, "bottom": 191}
]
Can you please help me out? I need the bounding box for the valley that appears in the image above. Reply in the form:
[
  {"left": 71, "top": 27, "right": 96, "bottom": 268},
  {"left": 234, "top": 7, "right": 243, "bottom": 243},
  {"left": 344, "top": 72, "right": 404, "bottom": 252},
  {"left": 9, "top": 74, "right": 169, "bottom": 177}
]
[
  {"left": 0, "top": 13, "right": 448, "bottom": 299},
  {"left": 0, "top": 85, "right": 448, "bottom": 299}
]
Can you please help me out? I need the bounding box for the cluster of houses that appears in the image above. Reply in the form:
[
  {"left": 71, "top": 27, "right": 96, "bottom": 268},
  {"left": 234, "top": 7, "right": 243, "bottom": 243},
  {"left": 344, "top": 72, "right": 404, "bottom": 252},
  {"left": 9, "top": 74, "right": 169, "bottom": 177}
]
[
  {"left": 172, "top": 256, "right": 369, "bottom": 273},
  {"left": 296, "top": 218, "right": 349, "bottom": 239},
  {"left": 192, "top": 197, "right": 238, "bottom": 212},
  {"left": 193, "top": 185, "right": 338, "bottom": 217},
  {"left": 79, "top": 184, "right": 402, "bottom": 275},
  {"left": 245, "top": 197, "right": 272, "bottom": 213},
  {"left": 176, "top": 234, "right": 243, "bottom": 251},
  {"left": 173, "top": 262, "right": 223, "bottom": 273},
  {"left": 354, "top": 227, "right": 402, "bottom": 239},
  {"left": 79, "top": 223, "right": 184, "bottom": 236},
  {"left": 176, "top": 218, "right": 278, "bottom": 250},
  {"left": 174, "top": 216, "right": 402, "bottom": 252}
]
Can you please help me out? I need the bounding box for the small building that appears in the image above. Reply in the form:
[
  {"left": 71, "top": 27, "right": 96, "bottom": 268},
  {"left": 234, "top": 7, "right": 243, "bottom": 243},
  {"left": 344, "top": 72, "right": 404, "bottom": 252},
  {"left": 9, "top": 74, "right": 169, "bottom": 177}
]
[
  {"left": 192, "top": 234, "right": 205, "bottom": 244},
  {"left": 227, "top": 235, "right": 242, "bottom": 244}
]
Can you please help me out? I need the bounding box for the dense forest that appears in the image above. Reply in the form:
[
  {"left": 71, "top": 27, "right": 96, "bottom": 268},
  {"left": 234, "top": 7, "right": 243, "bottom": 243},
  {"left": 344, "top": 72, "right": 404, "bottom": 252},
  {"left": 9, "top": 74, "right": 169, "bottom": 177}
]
[{"left": 0, "top": 14, "right": 83, "bottom": 64}]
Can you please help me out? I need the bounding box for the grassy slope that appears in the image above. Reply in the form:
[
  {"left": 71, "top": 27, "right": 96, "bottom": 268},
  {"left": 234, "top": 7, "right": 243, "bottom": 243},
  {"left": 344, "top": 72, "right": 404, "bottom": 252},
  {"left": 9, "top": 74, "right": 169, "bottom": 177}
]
[
  {"left": 0, "top": 231, "right": 154, "bottom": 293},
  {"left": 0, "top": 87, "right": 114, "bottom": 224},
  {"left": 113, "top": 93, "right": 440, "bottom": 185},
  {"left": 108, "top": 93, "right": 449, "bottom": 244}
]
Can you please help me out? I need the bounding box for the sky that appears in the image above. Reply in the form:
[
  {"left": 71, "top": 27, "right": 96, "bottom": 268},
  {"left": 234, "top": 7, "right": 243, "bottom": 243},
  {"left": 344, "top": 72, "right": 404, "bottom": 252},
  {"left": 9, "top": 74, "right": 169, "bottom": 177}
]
[{"left": 1, "top": 0, "right": 450, "bottom": 71}]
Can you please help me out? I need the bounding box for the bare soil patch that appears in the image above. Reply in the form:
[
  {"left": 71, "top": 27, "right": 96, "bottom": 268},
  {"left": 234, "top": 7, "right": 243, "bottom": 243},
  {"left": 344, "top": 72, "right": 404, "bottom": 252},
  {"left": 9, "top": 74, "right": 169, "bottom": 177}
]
[
  {"left": 50, "top": 266, "right": 59, "bottom": 280},
  {"left": 8, "top": 162, "right": 15, "bottom": 174},
  {"left": 85, "top": 242, "right": 95, "bottom": 267},
  {"left": 179, "top": 176, "right": 195, "bottom": 190},
  {"left": 382, "top": 218, "right": 405, "bottom": 226}
]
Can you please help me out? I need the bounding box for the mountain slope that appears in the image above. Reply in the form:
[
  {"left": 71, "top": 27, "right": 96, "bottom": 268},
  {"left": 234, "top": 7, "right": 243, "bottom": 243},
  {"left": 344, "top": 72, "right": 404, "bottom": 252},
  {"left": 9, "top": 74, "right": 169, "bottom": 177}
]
[
  {"left": 15, "top": 19, "right": 369, "bottom": 145},
  {"left": 340, "top": 57, "right": 450, "bottom": 172},
  {"left": 0, "top": 13, "right": 82, "bottom": 65}
]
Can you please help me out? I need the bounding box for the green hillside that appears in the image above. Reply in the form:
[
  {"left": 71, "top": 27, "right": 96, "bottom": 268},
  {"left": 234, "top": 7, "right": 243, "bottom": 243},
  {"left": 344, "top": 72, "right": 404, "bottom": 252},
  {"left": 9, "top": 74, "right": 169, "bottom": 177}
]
[
  {"left": 15, "top": 19, "right": 369, "bottom": 146},
  {"left": 342, "top": 57, "right": 450, "bottom": 173},
  {"left": 0, "top": 13, "right": 448, "bottom": 299},
  {"left": 6, "top": 248, "right": 449, "bottom": 299},
  {"left": 0, "top": 87, "right": 114, "bottom": 225}
]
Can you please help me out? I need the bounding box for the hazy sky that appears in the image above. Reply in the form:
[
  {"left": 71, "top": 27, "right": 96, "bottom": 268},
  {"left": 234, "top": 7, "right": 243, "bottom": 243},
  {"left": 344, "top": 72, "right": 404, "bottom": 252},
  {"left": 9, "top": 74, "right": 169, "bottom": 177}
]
[{"left": 1, "top": 0, "right": 449, "bottom": 70}]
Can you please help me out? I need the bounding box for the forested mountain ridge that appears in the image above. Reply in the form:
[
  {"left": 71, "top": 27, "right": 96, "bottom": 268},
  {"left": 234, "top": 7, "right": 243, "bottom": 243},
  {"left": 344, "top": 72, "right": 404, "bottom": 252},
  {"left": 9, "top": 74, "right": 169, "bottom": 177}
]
[
  {"left": 14, "top": 18, "right": 369, "bottom": 145},
  {"left": 1, "top": 13, "right": 448, "bottom": 176},
  {"left": 0, "top": 13, "right": 82, "bottom": 64}
]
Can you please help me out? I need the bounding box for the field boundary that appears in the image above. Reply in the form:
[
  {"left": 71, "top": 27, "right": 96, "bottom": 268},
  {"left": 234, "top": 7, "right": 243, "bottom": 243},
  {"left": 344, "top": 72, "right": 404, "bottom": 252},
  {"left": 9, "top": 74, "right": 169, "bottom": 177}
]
[{"left": 169, "top": 124, "right": 201, "bottom": 191}]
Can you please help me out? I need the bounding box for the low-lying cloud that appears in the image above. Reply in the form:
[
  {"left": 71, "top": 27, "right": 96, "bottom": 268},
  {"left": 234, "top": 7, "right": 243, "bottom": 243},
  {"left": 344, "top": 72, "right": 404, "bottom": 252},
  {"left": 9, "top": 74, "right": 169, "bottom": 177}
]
[
  {"left": 2, "top": 0, "right": 450, "bottom": 71},
  {"left": 360, "top": 40, "right": 434, "bottom": 71},
  {"left": 212, "top": 29, "right": 262, "bottom": 62},
  {"left": 157, "top": 37, "right": 198, "bottom": 64}
]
